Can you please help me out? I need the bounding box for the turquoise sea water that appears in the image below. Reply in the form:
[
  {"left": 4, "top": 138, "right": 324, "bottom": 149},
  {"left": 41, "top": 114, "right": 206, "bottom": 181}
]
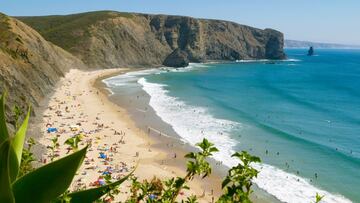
[{"left": 104, "top": 49, "right": 360, "bottom": 202}]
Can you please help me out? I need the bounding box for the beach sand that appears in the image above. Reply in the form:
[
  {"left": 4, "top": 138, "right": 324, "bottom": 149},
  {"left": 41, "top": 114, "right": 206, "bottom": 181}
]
[{"left": 31, "top": 68, "right": 222, "bottom": 202}]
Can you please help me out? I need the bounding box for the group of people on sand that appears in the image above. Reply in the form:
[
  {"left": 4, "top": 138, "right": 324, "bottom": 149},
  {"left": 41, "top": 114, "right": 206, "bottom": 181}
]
[{"left": 40, "top": 78, "right": 132, "bottom": 195}]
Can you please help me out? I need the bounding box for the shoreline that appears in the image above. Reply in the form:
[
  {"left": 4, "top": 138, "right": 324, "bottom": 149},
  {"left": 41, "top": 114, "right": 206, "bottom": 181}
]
[
  {"left": 27, "top": 66, "right": 280, "bottom": 203},
  {"left": 97, "top": 68, "right": 279, "bottom": 203},
  {"left": 94, "top": 68, "right": 225, "bottom": 200},
  {"left": 24, "top": 52, "right": 359, "bottom": 203},
  {"left": 30, "top": 68, "right": 221, "bottom": 202}
]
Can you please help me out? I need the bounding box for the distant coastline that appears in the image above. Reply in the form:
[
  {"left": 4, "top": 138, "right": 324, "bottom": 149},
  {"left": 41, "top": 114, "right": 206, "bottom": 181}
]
[{"left": 285, "top": 39, "right": 360, "bottom": 49}]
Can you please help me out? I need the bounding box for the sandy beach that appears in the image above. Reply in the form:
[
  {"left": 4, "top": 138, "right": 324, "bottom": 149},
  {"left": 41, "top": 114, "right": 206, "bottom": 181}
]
[{"left": 31, "top": 68, "right": 222, "bottom": 202}]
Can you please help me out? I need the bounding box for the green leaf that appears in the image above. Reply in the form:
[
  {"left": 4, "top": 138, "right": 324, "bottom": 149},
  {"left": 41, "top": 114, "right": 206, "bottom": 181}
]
[
  {"left": 12, "top": 146, "right": 88, "bottom": 203},
  {"left": 184, "top": 152, "right": 196, "bottom": 159},
  {"left": 65, "top": 170, "right": 133, "bottom": 203},
  {"left": 0, "top": 140, "right": 15, "bottom": 203},
  {"left": 209, "top": 147, "right": 219, "bottom": 153},
  {"left": 221, "top": 177, "right": 231, "bottom": 189},
  {"left": 0, "top": 93, "right": 9, "bottom": 145},
  {"left": 8, "top": 145, "right": 19, "bottom": 183},
  {"left": 8, "top": 108, "right": 31, "bottom": 182},
  {"left": 12, "top": 107, "right": 30, "bottom": 167}
]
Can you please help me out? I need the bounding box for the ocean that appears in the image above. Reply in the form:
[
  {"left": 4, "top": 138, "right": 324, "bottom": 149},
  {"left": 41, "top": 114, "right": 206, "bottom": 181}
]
[{"left": 103, "top": 49, "right": 360, "bottom": 203}]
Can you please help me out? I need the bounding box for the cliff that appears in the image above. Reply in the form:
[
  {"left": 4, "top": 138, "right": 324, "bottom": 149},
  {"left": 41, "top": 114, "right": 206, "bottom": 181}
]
[
  {"left": 18, "top": 11, "right": 286, "bottom": 68},
  {"left": 0, "top": 13, "right": 85, "bottom": 125},
  {"left": 0, "top": 10, "right": 286, "bottom": 123}
]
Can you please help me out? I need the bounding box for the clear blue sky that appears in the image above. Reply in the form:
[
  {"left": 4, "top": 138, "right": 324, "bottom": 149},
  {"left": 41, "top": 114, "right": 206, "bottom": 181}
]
[{"left": 1, "top": 0, "right": 359, "bottom": 45}]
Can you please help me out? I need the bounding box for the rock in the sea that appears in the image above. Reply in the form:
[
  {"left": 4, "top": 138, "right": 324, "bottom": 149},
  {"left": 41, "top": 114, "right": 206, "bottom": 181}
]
[
  {"left": 163, "top": 49, "right": 189, "bottom": 67},
  {"left": 307, "top": 46, "right": 314, "bottom": 56}
]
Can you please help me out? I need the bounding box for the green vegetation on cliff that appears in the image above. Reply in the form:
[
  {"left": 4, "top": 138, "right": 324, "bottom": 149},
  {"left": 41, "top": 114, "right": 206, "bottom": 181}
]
[
  {"left": 0, "top": 13, "right": 28, "bottom": 61},
  {"left": 17, "top": 11, "right": 133, "bottom": 52}
]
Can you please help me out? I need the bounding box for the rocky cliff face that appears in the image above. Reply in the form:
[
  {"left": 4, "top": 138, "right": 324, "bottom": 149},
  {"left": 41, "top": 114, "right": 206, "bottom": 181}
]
[
  {"left": 0, "top": 11, "right": 286, "bottom": 122},
  {"left": 0, "top": 13, "right": 85, "bottom": 124},
  {"left": 18, "top": 11, "right": 285, "bottom": 68}
]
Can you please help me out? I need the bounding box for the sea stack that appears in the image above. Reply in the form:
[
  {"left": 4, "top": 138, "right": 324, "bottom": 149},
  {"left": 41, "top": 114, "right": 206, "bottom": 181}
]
[{"left": 307, "top": 46, "right": 314, "bottom": 56}]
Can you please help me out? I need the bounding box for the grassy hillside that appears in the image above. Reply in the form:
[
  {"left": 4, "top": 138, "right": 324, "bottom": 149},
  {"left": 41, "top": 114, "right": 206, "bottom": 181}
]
[
  {"left": 0, "top": 13, "right": 12, "bottom": 46},
  {"left": 17, "top": 11, "right": 133, "bottom": 52},
  {"left": 0, "top": 13, "right": 26, "bottom": 60}
]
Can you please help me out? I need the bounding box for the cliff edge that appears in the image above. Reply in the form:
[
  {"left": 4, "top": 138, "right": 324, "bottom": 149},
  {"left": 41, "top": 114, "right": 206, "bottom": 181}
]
[
  {"left": 18, "top": 11, "right": 286, "bottom": 68},
  {"left": 0, "top": 11, "right": 286, "bottom": 122}
]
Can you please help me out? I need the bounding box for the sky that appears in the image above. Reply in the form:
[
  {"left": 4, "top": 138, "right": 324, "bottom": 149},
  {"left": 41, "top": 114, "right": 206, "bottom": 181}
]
[{"left": 1, "top": 0, "right": 359, "bottom": 45}]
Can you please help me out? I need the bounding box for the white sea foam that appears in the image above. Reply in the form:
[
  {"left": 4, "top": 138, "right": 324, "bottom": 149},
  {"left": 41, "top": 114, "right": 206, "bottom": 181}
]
[
  {"left": 236, "top": 59, "right": 271, "bottom": 63},
  {"left": 285, "top": 58, "right": 302, "bottom": 62},
  {"left": 163, "top": 63, "right": 209, "bottom": 72},
  {"left": 138, "top": 77, "right": 239, "bottom": 155},
  {"left": 236, "top": 58, "right": 301, "bottom": 63},
  {"left": 103, "top": 63, "right": 208, "bottom": 87},
  {"left": 104, "top": 87, "right": 115, "bottom": 95},
  {"left": 137, "top": 77, "right": 352, "bottom": 203},
  {"left": 102, "top": 65, "right": 351, "bottom": 203},
  {"left": 103, "top": 69, "right": 160, "bottom": 88}
]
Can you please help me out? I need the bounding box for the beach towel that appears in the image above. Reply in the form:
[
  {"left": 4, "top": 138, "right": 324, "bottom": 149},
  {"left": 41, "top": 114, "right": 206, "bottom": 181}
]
[
  {"left": 99, "top": 152, "right": 107, "bottom": 159},
  {"left": 47, "top": 127, "right": 58, "bottom": 133}
]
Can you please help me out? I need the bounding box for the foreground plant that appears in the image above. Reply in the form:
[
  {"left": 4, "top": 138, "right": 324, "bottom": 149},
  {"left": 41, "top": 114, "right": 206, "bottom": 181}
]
[
  {"left": 217, "top": 151, "right": 260, "bottom": 203},
  {"left": 12, "top": 104, "right": 23, "bottom": 130},
  {"left": 64, "top": 133, "right": 82, "bottom": 152},
  {"left": 126, "top": 138, "right": 218, "bottom": 203},
  {"left": 18, "top": 137, "right": 36, "bottom": 177},
  {"left": 315, "top": 193, "right": 324, "bottom": 203},
  {"left": 126, "top": 138, "right": 264, "bottom": 203},
  {"left": 0, "top": 93, "right": 132, "bottom": 203}
]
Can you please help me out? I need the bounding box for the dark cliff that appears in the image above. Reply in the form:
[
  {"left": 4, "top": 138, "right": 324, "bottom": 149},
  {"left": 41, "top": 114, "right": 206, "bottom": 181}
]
[{"left": 18, "top": 11, "right": 286, "bottom": 68}]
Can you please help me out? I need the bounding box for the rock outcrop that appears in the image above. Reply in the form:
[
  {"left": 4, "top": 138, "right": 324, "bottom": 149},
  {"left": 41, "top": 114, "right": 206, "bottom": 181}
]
[
  {"left": 307, "top": 46, "right": 314, "bottom": 56},
  {"left": 18, "top": 11, "right": 286, "bottom": 68},
  {"left": 163, "top": 49, "right": 189, "bottom": 67},
  {"left": 0, "top": 13, "right": 85, "bottom": 124}
]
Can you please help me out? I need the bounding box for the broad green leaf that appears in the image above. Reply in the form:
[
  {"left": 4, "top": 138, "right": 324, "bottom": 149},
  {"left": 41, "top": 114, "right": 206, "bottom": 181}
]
[
  {"left": 8, "top": 108, "right": 31, "bottom": 182},
  {"left": 209, "top": 147, "right": 219, "bottom": 153},
  {"left": 64, "top": 170, "right": 134, "bottom": 203},
  {"left": 0, "top": 93, "right": 9, "bottom": 144},
  {"left": 8, "top": 146, "right": 19, "bottom": 183},
  {"left": 221, "top": 177, "right": 231, "bottom": 189},
  {"left": 12, "top": 107, "right": 31, "bottom": 167},
  {"left": 12, "top": 146, "right": 88, "bottom": 203},
  {"left": 0, "top": 140, "right": 15, "bottom": 203},
  {"left": 184, "top": 152, "right": 196, "bottom": 159}
]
